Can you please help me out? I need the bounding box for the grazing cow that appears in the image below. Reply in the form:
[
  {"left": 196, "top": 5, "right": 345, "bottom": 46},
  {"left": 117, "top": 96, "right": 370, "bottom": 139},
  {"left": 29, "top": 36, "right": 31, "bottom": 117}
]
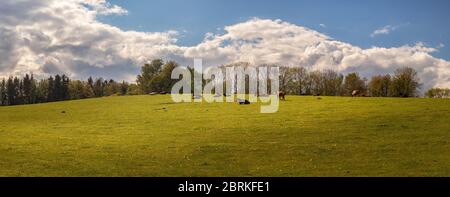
[
  {"left": 279, "top": 91, "right": 286, "bottom": 100},
  {"left": 352, "top": 90, "right": 360, "bottom": 97}
]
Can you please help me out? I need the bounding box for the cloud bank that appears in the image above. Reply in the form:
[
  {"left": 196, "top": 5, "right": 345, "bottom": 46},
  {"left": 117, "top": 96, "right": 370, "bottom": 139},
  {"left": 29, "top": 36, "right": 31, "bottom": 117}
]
[{"left": 0, "top": 0, "right": 449, "bottom": 92}]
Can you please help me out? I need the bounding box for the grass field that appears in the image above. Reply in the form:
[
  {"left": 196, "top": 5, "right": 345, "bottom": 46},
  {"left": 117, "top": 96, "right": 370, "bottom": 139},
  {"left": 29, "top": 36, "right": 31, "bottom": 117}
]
[{"left": 0, "top": 95, "right": 449, "bottom": 177}]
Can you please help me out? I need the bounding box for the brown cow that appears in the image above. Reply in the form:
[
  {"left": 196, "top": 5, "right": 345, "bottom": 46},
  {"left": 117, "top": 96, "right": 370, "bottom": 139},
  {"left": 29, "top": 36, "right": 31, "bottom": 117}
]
[
  {"left": 279, "top": 91, "right": 286, "bottom": 100},
  {"left": 352, "top": 90, "right": 360, "bottom": 97}
]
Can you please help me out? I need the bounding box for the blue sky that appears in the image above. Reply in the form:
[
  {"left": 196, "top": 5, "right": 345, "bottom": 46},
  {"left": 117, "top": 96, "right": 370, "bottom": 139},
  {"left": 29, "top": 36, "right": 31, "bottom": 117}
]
[
  {"left": 1, "top": 0, "right": 448, "bottom": 89},
  {"left": 102, "top": 0, "right": 450, "bottom": 60}
]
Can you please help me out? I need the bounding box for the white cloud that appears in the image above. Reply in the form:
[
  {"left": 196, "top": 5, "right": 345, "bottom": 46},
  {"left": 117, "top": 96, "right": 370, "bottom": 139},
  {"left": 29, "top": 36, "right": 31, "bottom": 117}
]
[
  {"left": 370, "top": 25, "right": 401, "bottom": 37},
  {"left": 79, "top": 0, "right": 128, "bottom": 15},
  {"left": 319, "top": 24, "right": 326, "bottom": 28},
  {"left": 0, "top": 0, "right": 449, "bottom": 92},
  {"left": 0, "top": 0, "right": 177, "bottom": 81}
]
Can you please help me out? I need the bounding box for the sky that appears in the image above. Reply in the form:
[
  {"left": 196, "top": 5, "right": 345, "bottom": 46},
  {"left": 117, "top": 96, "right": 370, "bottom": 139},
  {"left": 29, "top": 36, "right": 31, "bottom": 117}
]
[
  {"left": 102, "top": 0, "right": 450, "bottom": 59},
  {"left": 0, "top": 0, "right": 449, "bottom": 92}
]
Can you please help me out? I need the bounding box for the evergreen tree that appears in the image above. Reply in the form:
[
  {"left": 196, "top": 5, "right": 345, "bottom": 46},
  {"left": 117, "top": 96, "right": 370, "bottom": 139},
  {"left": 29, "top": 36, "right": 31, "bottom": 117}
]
[
  {"left": 6, "top": 77, "right": 16, "bottom": 105},
  {"left": 62, "top": 75, "right": 70, "bottom": 100},
  {"left": 23, "top": 74, "right": 32, "bottom": 104},
  {"left": 30, "top": 74, "right": 37, "bottom": 104},
  {"left": 47, "top": 76, "right": 55, "bottom": 102},
  {"left": 88, "top": 77, "right": 94, "bottom": 89},
  {"left": 54, "top": 75, "right": 63, "bottom": 101},
  {"left": 0, "top": 79, "right": 6, "bottom": 105},
  {"left": 13, "top": 77, "right": 22, "bottom": 105}
]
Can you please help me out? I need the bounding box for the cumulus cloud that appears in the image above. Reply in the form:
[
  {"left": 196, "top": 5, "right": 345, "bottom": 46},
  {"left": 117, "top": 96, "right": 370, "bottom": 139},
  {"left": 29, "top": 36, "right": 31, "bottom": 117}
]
[
  {"left": 0, "top": 0, "right": 449, "bottom": 92},
  {"left": 0, "top": 0, "right": 179, "bottom": 81}
]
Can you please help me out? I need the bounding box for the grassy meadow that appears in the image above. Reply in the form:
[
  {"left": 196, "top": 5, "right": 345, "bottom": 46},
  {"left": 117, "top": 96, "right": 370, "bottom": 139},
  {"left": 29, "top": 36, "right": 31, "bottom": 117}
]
[{"left": 0, "top": 95, "right": 449, "bottom": 176}]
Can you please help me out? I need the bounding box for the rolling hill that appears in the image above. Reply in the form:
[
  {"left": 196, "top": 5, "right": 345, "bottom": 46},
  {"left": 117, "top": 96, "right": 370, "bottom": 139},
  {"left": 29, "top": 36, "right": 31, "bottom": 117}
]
[{"left": 0, "top": 95, "right": 449, "bottom": 176}]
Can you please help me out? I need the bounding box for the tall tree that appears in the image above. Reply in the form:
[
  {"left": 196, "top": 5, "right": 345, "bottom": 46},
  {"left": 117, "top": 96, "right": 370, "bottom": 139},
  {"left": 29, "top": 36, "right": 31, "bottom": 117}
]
[
  {"left": 93, "top": 78, "right": 105, "bottom": 97},
  {"left": 322, "top": 69, "right": 343, "bottom": 96},
  {"left": 368, "top": 74, "right": 391, "bottom": 97},
  {"left": 309, "top": 70, "right": 324, "bottom": 95},
  {"left": 0, "top": 79, "right": 6, "bottom": 105},
  {"left": 30, "top": 74, "right": 37, "bottom": 104},
  {"left": 390, "top": 67, "right": 420, "bottom": 97},
  {"left": 6, "top": 77, "right": 16, "bottom": 105},
  {"left": 87, "top": 77, "right": 94, "bottom": 89},
  {"left": 13, "top": 77, "right": 22, "bottom": 105},
  {"left": 35, "top": 79, "right": 48, "bottom": 103},
  {"left": 61, "top": 75, "right": 70, "bottom": 100},
  {"left": 279, "top": 67, "right": 292, "bottom": 93},
  {"left": 288, "top": 67, "right": 308, "bottom": 95},
  {"left": 104, "top": 79, "right": 120, "bottom": 96},
  {"left": 137, "top": 59, "right": 164, "bottom": 93},
  {"left": 23, "top": 74, "right": 32, "bottom": 104},
  {"left": 47, "top": 76, "right": 55, "bottom": 102},
  {"left": 120, "top": 81, "right": 129, "bottom": 96},
  {"left": 158, "top": 61, "right": 179, "bottom": 92},
  {"left": 54, "top": 75, "right": 63, "bottom": 101},
  {"left": 69, "top": 80, "right": 81, "bottom": 100}
]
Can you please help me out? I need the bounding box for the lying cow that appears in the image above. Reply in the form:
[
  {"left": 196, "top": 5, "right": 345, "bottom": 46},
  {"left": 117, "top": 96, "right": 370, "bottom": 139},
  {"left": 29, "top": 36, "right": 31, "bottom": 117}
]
[{"left": 237, "top": 98, "right": 251, "bottom": 105}]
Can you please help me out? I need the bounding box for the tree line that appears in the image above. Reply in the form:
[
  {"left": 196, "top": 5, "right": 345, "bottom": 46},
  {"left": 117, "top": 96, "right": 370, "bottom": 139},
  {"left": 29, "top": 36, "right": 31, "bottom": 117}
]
[
  {"left": 426, "top": 88, "right": 450, "bottom": 98},
  {"left": 277, "top": 66, "right": 422, "bottom": 97},
  {"left": 0, "top": 59, "right": 447, "bottom": 106},
  {"left": 136, "top": 60, "right": 430, "bottom": 98},
  {"left": 0, "top": 74, "right": 135, "bottom": 106}
]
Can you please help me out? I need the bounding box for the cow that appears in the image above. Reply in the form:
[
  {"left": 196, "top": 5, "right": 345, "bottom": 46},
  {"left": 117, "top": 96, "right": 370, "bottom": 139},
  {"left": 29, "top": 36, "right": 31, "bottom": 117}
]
[
  {"left": 237, "top": 98, "right": 250, "bottom": 105},
  {"left": 279, "top": 91, "right": 286, "bottom": 101},
  {"left": 352, "top": 90, "right": 360, "bottom": 97}
]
